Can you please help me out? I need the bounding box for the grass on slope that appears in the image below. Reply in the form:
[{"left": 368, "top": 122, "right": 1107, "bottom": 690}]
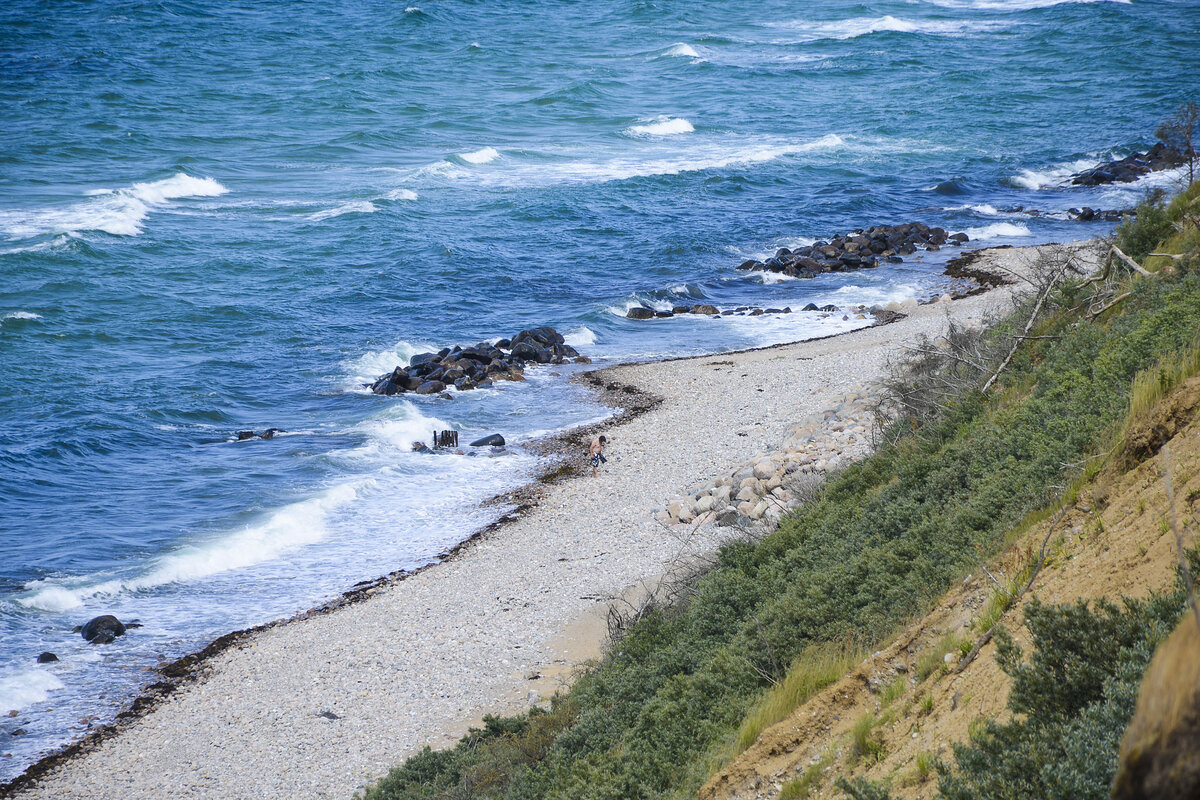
[{"left": 361, "top": 186, "right": 1200, "bottom": 800}]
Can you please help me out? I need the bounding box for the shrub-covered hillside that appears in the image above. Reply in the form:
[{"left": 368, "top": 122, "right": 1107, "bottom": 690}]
[{"left": 361, "top": 182, "right": 1200, "bottom": 800}]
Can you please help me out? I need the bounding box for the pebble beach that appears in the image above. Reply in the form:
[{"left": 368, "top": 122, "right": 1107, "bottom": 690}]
[{"left": 2, "top": 243, "right": 1092, "bottom": 800}]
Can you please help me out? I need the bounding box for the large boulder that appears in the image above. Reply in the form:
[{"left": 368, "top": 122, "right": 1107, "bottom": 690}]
[
  {"left": 469, "top": 434, "right": 506, "bottom": 447},
  {"left": 81, "top": 615, "right": 126, "bottom": 644},
  {"left": 414, "top": 380, "right": 446, "bottom": 395},
  {"left": 626, "top": 306, "right": 655, "bottom": 320}
]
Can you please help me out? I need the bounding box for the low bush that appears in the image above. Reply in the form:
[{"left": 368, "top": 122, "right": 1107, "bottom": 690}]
[{"left": 360, "top": 188, "right": 1200, "bottom": 800}]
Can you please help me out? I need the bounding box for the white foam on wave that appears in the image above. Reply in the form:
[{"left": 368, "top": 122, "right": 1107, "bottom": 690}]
[
  {"left": 356, "top": 400, "right": 453, "bottom": 452},
  {"left": 345, "top": 338, "right": 437, "bottom": 387},
  {"left": 626, "top": 116, "right": 695, "bottom": 137},
  {"left": 0, "top": 173, "right": 228, "bottom": 240},
  {"left": 308, "top": 201, "right": 378, "bottom": 222},
  {"left": 922, "top": 0, "right": 1127, "bottom": 9},
  {"left": 1007, "top": 157, "right": 1100, "bottom": 190},
  {"left": 944, "top": 203, "right": 1003, "bottom": 215},
  {"left": 738, "top": 235, "right": 818, "bottom": 262},
  {"left": 662, "top": 43, "right": 701, "bottom": 59},
  {"left": 460, "top": 146, "right": 500, "bottom": 164},
  {"left": 381, "top": 188, "right": 419, "bottom": 201},
  {"left": 17, "top": 485, "right": 359, "bottom": 612},
  {"left": 763, "top": 15, "right": 1009, "bottom": 42},
  {"left": 564, "top": 326, "right": 597, "bottom": 347},
  {"left": 3, "top": 311, "right": 42, "bottom": 321},
  {"left": 0, "top": 669, "right": 64, "bottom": 713},
  {"left": 757, "top": 272, "right": 797, "bottom": 285},
  {"left": 963, "top": 221, "right": 1031, "bottom": 240}
]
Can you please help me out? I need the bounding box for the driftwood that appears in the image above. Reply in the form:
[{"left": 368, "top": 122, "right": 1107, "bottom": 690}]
[
  {"left": 982, "top": 272, "right": 1061, "bottom": 394},
  {"left": 1111, "top": 245, "right": 1154, "bottom": 277}
]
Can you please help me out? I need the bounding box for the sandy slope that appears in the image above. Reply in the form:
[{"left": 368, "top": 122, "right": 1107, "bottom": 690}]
[{"left": 7, "top": 244, "right": 1084, "bottom": 800}]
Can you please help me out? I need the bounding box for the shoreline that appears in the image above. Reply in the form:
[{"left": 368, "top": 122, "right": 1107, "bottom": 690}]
[{"left": 3, "top": 243, "right": 1081, "bottom": 800}]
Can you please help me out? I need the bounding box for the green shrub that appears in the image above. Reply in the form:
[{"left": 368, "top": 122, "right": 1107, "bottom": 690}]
[
  {"left": 936, "top": 569, "right": 1195, "bottom": 800},
  {"left": 360, "top": 263, "right": 1200, "bottom": 800},
  {"left": 1116, "top": 191, "right": 1173, "bottom": 261}
]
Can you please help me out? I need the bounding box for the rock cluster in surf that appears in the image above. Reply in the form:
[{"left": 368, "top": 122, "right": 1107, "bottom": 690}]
[
  {"left": 736, "top": 222, "right": 970, "bottom": 279},
  {"left": 370, "top": 326, "right": 584, "bottom": 396},
  {"left": 1070, "top": 141, "right": 1184, "bottom": 186}
]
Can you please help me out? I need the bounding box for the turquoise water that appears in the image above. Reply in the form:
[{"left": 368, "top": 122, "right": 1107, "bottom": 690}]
[{"left": 2, "top": 0, "right": 1197, "bottom": 778}]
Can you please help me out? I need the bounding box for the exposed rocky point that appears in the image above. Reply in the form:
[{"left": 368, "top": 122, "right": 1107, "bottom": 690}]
[{"left": 370, "top": 326, "right": 580, "bottom": 396}]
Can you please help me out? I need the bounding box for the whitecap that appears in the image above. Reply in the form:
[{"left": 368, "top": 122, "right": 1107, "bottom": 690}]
[
  {"left": 662, "top": 43, "right": 701, "bottom": 59},
  {"left": 308, "top": 201, "right": 378, "bottom": 222},
  {"left": 0, "top": 669, "right": 64, "bottom": 713},
  {"left": 564, "top": 326, "right": 597, "bottom": 347},
  {"left": 1006, "top": 157, "right": 1101, "bottom": 190},
  {"left": 625, "top": 116, "right": 695, "bottom": 137},
  {"left": 0, "top": 173, "right": 229, "bottom": 240},
  {"left": 345, "top": 338, "right": 437, "bottom": 387},
  {"left": 738, "top": 235, "right": 818, "bottom": 262},
  {"left": 459, "top": 146, "right": 500, "bottom": 164},
  {"left": 923, "top": 0, "right": 1127, "bottom": 9},
  {"left": 18, "top": 485, "right": 360, "bottom": 611},
  {"left": 2, "top": 311, "right": 42, "bottom": 322},
  {"left": 380, "top": 188, "right": 419, "bottom": 201},
  {"left": 963, "top": 222, "right": 1032, "bottom": 240},
  {"left": 763, "top": 15, "right": 1010, "bottom": 42}
]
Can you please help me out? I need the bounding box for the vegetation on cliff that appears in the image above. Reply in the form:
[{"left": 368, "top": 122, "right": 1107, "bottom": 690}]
[{"left": 361, "top": 181, "right": 1200, "bottom": 800}]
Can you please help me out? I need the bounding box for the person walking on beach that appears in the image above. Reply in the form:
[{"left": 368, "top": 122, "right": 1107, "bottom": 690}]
[{"left": 589, "top": 435, "right": 607, "bottom": 477}]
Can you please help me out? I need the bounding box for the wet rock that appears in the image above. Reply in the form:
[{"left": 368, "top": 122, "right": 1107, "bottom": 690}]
[
  {"left": 469, "top": 434, "right": 506, "bottom": 447},
  {"left": 36, "top": 652, "right": 58, "bottom": 664},
  {"left": 691, "top": 304, "right": 719, "bottom": 315},
  {"left": 81, "top": 615, "right": 126, "bottom": 644},
  {"left": 626, "top": 306, "right": 655, "bottom": 320},
  {"left": 415, "top": 380, "right": 446, "bottom": 395},
  {"left": 1072, "top": 141, "right": 1184, "bottom": 186}
]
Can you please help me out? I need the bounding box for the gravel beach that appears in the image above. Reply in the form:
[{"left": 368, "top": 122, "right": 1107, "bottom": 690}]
[{"left": 6, "top": 244, "right": 1093, "bottom": 800}]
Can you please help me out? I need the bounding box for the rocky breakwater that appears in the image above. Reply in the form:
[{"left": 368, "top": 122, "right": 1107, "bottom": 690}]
[
  {"left": 1071, "top": 141, "right": 1184, "bottom": 186},
  {"left": 370, "top": 326, "right": 584, "bottom": 396},
  {"left": 654, "top": 389, "right": 883, "bottom": 530},
  {"left": 736, "top": 222, "right": 969, "bottom": 279}
]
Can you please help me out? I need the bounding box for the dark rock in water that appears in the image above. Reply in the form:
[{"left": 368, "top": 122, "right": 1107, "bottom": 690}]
[
  {"left": 748, "top": 308, "right": 764, "bottom": 316},
  {"left": 81, "top": 615, "right": 126, "bottom": 644},
  {"left": 691, "top": 304, "right": 719, "bottom": 315},
  {"left": 372, "top": 326, "right": 582, "bottom": 396},
  {"left": 654, "top": 310, "right": 674, "bottom": 318},
  {"left": 574, "top": 356, "right": 591, "bottom": 364},
  {"left": 236, "top": 430, "right": 255, "bottom": 441},
  {"left": 415, "top": 380, "right": 446, "bottom": 395},
  {"left": 949, "top": 232, "right": 969, "bottom": 243},
  {"left": 626, "top": 306, "right": 655, "bottom": 320},
  {"left": 470, "top": 433, "right": 506, "bottom": 447},
  {"left": 802, "top": 303, "right": 820, "bottom": 311},
  {"left": 37, "top": 652, "right": 58, "bottom": 663},
  {"left": 511, "top": 340, "right": 551, "bottom": 362},
  {"left": 671, "top": 305, "right": 691, "bottom": 315},
  {"left": 1071, "top": 141, "right": 1185, "bottom": 186},
  {"left": 737, "top": 259, "right": 764, "bottom": 271},
  {"left": 409, "top": 352, "right": 440, "bottom": 368},
  {"left": 820, "top": 304, "right": 839, "bottom": 312},
  {"left": 259, "top": 428, "right": 282, "bottom": 440}
]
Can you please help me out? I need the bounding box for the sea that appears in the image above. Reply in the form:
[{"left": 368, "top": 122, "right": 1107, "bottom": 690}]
[{"left": 1, "top": 0, "right": 1197, "bottom": 780}]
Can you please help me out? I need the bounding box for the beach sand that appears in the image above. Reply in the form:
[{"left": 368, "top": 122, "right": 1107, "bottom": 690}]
[{"left": 5, "top": 243, "right": 1093, "bottom": 800}]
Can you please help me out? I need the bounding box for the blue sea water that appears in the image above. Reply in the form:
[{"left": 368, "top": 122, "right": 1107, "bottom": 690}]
[{"left": 1, "top": 0, "right": 1198, "bottom": 779}]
